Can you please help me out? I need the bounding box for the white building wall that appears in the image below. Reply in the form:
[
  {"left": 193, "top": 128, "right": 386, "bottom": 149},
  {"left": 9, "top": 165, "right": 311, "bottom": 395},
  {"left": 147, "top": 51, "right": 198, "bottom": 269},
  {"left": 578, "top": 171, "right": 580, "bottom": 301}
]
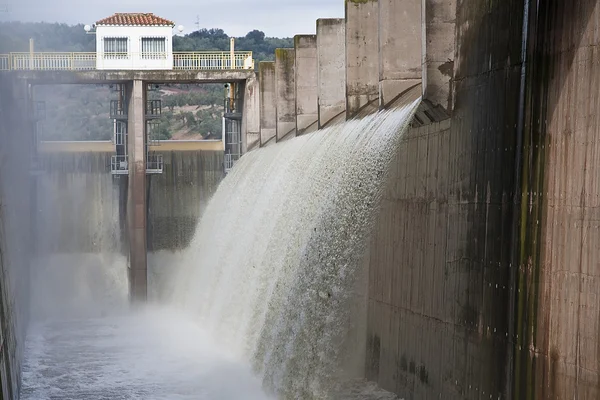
[{"left": 95, "top": 26, "right": 174, "bottom": 70}]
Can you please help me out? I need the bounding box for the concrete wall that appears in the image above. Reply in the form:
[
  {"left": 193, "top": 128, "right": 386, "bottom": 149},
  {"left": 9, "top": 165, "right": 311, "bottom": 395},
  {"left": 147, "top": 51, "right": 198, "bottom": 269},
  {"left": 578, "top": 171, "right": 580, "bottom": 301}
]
[
  {"left": 35, "top": 153, "right": 122, "bottom": 255},
  {"left": 259, "top": 62, "right": 276, "bottom": 145},
  {"left": 317, "top": 19, "right": 346, "bottom": 128},
  {"left": 345, "top": 0, "right": 379, "bottom": 118},
  {"left": 0, "top": 77, "right": 34, "bottom": 399},
  {"left": 32, "top": 150, "right": 223, "bottom": 255},
  {"left": 366, "top": 0, "right": 526, "bottom": 398},
  {"left": 294, "top": 35, "right": 318, "bottom": 135},
  {"left": 147, "top": 151, "right": 223, "bottom": 251},
  {"left": 274, "top": 49, "right": 296, "bottom": 141},
  {"left": 517, "top": 1, "right": 600, "bottom": 398}
]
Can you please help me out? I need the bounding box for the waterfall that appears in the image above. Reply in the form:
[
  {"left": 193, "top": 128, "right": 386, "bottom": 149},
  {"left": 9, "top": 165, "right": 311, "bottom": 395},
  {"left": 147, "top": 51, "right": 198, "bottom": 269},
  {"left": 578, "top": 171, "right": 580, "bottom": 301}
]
[{"left": 169, "top": 98, "right": 420, "bottom": 398}]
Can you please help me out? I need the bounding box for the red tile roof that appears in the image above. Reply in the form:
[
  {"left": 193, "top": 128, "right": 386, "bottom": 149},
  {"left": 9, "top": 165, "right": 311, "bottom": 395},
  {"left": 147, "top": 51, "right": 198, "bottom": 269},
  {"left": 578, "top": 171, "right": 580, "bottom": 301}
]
[{"left": 96, "top": 13, "right": 174, "bottom": 27}]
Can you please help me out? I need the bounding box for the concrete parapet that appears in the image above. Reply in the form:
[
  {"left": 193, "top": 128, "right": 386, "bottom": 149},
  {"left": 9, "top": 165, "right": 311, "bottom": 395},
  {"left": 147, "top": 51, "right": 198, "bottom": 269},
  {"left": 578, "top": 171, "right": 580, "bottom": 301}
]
[
  {"left": 294, "top": 35, "right": 318, "bottom": 135},
  {"left": 242, "top": 73, "right": 260, "bottom": 152},
  {"left": 378, "top": 0, "right": 423, "bottom": 107},
  {"left": 345, "top": 0, "right": 379, "bottom": 118},
  {"left": 126, "top": 80, "right": 147, "bottom": 302},
  {"left": 317, "top": 18, "right": 346, "bottom": 128},
  {"left": 259, "top": 62, "right": 276, "bottom": 146},
  {"left": 275, "top": 48, "right": 296, "bottom": 141}
]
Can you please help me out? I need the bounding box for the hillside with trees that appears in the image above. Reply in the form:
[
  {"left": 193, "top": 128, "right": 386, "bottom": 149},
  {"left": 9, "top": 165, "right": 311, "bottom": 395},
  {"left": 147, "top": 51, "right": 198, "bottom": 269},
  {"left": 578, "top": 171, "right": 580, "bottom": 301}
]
[{"left": 0, "top": 22, "right": 293, "bottom": 140}]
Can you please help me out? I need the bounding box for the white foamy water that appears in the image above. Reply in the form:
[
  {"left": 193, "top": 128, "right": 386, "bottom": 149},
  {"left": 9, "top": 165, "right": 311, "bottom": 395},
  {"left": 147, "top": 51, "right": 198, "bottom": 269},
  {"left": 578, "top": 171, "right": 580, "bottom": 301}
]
[
  {"left": 20, "top": 308, "right": 272, "bottom": 400},
  {"left": 21, "top": 100, "right": 417, "bottom": 399},
  {"left": 169, "top": 101, "right": 419, "bottom": 398}
]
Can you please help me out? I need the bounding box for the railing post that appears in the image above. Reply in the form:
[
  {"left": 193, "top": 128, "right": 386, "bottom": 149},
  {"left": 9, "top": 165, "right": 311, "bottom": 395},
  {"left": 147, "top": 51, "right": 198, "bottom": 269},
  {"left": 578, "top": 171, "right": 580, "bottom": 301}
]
[
  {"left": 29, "top": 38, "right": 34, "bottom": 70},
  {"left": 230, "top": 38, "right": 235, "bottom": 69}
]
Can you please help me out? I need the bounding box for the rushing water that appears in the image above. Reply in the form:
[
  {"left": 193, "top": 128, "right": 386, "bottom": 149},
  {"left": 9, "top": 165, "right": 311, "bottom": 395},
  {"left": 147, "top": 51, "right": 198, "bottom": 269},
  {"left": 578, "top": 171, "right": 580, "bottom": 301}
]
[{"left": 20, "top": 99, "right": 418, "bottom": 399}]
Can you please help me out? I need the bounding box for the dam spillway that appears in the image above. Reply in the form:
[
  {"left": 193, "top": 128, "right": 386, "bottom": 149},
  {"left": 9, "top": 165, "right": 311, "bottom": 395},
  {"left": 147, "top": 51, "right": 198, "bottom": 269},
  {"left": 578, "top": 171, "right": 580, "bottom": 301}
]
[
  {"left": 2, "top": 0, "right": 600, "bottom": 398},
  {"left": 18, "top": 101, "right": 419, "bottom": 399}
]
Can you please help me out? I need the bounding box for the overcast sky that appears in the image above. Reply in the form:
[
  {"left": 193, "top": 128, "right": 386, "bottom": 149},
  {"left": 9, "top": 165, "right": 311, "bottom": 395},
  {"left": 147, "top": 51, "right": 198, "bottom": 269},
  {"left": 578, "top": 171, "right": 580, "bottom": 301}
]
[{"left": 3, "top": 0, "right": 344, "bottom": 37}]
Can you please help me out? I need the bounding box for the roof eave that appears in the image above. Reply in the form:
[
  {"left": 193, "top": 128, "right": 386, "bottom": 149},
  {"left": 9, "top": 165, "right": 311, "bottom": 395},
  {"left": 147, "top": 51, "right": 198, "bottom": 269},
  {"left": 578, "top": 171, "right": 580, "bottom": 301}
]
[{"left": 96, "top": 24, "right": 176, "bottom": 27}]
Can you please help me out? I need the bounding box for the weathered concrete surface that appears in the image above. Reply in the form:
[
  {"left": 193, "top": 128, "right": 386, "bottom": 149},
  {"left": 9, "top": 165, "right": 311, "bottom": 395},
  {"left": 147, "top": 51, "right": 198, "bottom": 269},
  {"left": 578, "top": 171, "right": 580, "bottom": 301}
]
[
  {"left": 423, "top": 0, "right": 456, "bottom": 111},
  {"left": 275, "top": 48, "right": 296, "bottom": 141},
  {"left": 0, "top": 77, "right": 33, "bottom": 399},
  {"left": 366, "top": 0, "right": 526, "bottom": 398},
  {"left": 515, "top": 1, "right": 600, "bottom": 398},
  {"left": 147, "top": 151, "right": 223, "bottom": 252},
  {"left": 294, "top": 35, "right": 318, "bottom": 135},
  {"left": 35, "top": 153, "right": 122, "bottom": 255},
  {"left": 378, "top": 0, "right": 422, "bottom": 107},
  {"left": 9, "top": 69, "right": 255, "bottom": 85},
  {"left": 127, "top": 80, "right": 147, "bottom": 302},
  {"left": 242, "top": 73, "right": 261, "bottom": 152},
  {"left": 317, "top": 18, "right": 346, "bottom": 128},
  {"left": 345, "top": 0, "right": 379, "bottom": 118},
  {"left": 259, "top": 62, "right": 276, "bottom": 146}
]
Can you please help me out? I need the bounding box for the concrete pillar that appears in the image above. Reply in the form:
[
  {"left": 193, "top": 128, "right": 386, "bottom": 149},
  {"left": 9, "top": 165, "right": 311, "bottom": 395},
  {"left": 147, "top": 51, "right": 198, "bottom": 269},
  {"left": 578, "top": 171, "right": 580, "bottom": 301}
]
[
  {"left": 126, "top": 79, "right": 147, "bottom": 302},
  {"left": 345, "top": 0, "right": 379, "bottom": 118},
  {"left": 378, "top": 0, "right": 423, "bottom": 107},
  {"left": 259, "top": 61, "right": 276, "bottom": 146},
  {"left": 423, "top": 0, "right": 456, "bottom": 111},
  {"left": 242, "top": 73, "right": 260, "bottom": 152},
  {"left": 317, "top": 18, "right": 346, "bottom": 128},
  {"left": 294, "top": 35, "right": 318, "bottom": 135},
  {"left": 275, "top": 48, "right": 296, "bottom": 141}
]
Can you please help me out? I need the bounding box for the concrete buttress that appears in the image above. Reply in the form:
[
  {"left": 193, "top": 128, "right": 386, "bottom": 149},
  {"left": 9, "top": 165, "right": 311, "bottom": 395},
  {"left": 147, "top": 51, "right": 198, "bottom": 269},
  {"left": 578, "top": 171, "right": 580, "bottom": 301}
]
[
  {"left": 378, "top": 0, "right": 423, "bottom": 107},
  {"left": 317, "top": 18, "right": 346, "bottom": 128},
  {"left": 294, "top": 35, "right": 318, "bottom": 135},
  {"left": 345, "top": 0, "right": 379, "bottom": 118},
  {"left": 242, "top": 73, "right": 260, "bottom": 152},
  {"left": 259, "top": 61, "right": 276, "bottom": 146},
  {"left": 275, "top": 48, "right": 296, "bottom": 141}
]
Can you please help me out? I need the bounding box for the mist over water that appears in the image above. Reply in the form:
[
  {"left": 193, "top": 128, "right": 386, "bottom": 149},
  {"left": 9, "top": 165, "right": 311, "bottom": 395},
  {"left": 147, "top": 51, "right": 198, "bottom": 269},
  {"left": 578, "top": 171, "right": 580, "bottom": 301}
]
[{"left": 20, "top": 99, "right": 418, "bottom": 399}]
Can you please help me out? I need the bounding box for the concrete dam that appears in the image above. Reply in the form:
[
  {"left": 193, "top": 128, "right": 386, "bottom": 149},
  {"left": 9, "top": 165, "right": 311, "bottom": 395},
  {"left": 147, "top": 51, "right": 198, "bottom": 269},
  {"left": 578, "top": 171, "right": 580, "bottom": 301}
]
[{"left": 0, "top": 0, "right": 599, "bottom": 399}]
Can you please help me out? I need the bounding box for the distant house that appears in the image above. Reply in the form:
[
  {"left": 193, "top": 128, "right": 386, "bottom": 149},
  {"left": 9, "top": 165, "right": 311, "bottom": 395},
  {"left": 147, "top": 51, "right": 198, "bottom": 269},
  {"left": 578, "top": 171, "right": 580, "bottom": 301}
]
[{"left": 94, "top": 13, "right": 175, "bottom": 70}]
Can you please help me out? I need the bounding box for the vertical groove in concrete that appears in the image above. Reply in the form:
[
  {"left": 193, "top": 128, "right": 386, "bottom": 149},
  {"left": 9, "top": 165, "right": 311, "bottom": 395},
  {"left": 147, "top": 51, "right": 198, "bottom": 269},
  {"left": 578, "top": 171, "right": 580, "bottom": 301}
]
[
  {"left": 345, "top": 0, "right": 379, "bottom": 119},
  {"left": 259, "top": 62, "right": 276, "bottom": 146},
  {"left": 378, "top": 0, "right": 423, "bottom": 107},
  {"left": 127, "top": 79, "right": 147, "bottom": 302},
  {"left": 317, "top": 18, "right": 346, "bottom": 128},
  {"left": 275, "top": 48, "right": 296, "bottom": 141},
  {"left": 294, "top": 35, "right": 318, "bottom": 136}
]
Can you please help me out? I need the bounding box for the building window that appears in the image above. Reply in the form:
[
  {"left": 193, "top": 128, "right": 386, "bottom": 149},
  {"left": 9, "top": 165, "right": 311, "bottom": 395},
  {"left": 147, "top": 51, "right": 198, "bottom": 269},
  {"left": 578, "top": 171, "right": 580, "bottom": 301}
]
[
  {"left": 103, "top": 37, "right": 128, "bottom": 59},
  {"left": 141, "top": 37, "right": 167, "bottom": 59}
]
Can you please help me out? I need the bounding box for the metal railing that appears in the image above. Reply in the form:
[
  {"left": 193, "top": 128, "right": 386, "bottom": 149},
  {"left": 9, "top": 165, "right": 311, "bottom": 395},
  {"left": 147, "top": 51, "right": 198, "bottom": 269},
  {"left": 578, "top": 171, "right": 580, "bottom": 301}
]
[
  {"left": 173, "top": 52, "right": 254, "bottom": 70},
  {"left": 224, "top": 153, "right": 235, "bottom": 174},
  {"left": 146, "top": 154, "right": 163, "bottom": 174},
  {"left": 0, "top": 54, "right": 9, "bottom": 70},
  {"left": 111, "top": 155, "right": 128, "bottom": 175},
  {"left": 0, "top": 51, "right": 254, "bottom": 71},
  {"left": 146, "top": 100, "right": 162, "bottom": 119},
  {"left": 110, "top": 100, "right": 127, "bottom": 119}
]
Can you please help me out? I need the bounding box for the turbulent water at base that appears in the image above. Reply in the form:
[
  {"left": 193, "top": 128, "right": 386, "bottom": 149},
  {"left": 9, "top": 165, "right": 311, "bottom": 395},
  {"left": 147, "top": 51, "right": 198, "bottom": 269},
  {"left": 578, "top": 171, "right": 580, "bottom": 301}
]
[{"left": 20, "top": 99, "right": 418, "bottom": 400}]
